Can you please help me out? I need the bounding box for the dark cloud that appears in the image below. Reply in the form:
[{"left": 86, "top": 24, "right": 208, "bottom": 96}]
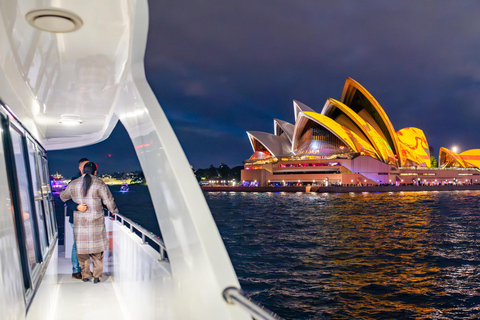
[
  {"left": 145, "top": 0, "right": 480, "bottom": 166},
  {"left": 50, "top": 1, "right": 480, "bottom": 174}
]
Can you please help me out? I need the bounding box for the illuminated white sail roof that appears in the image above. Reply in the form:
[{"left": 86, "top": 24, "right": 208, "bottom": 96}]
[
  {"left": 293, "top": 100, "right": 316, "bottom": 121},
  {"left": 273, "top": 118, "right": 294, "bottom": 143},
  {"left": 247, "top": 131, "right": 293, "bottom": 157}
]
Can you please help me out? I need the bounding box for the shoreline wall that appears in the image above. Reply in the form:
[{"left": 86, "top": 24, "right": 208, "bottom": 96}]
[{"left": 202, "top": 185, "right": 480, "bottom": 193}]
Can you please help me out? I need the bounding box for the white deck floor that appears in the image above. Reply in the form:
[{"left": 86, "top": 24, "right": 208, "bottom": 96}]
[{"left": 54, "top": 247, "right": 126, "bottom": 320}]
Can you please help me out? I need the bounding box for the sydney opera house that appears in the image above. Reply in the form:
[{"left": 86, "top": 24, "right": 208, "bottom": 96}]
[{"left": 241, "top": 78, "right": 480, "bottom": 187}]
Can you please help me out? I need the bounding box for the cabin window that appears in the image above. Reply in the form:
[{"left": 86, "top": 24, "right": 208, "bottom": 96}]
[
  {"left": 38, "top": 151, "right": 57, "bottom": 241},
  {"left": 26, "top": 137, "right": 49, "bottom": 257},
  {"left": 1, "top": 106, "right": 57, "bottom": 306},
  {"left": 9, "top": 125, "right": 40, "bottom": 273}
]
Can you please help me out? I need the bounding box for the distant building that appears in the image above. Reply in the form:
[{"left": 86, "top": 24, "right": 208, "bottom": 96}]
[
  {"left": 241, "top": 78, "right": 480, "bottom": 186},
  {"left": 100, "top": 173, "right": 130, "bottom": 185},
  {"left": 51, "top": 172, "right": 69, "bottom": 192}
]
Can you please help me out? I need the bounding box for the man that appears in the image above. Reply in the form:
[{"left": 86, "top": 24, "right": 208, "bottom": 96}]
[{"left": 65, "top": 158, "right": 89, "bottom": 280}]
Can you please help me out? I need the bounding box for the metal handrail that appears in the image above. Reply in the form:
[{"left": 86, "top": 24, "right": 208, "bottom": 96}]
[
  {"left": 107, "top": 211, "right": 168, "bottom": 261},
  {"left": 223, "top": 287, "right": 284, "bottom": 320},
  {"left": 65, "top": 204, "right": 167, "bottom": 260}
]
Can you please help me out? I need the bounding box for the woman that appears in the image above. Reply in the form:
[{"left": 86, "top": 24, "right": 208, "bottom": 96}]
[{"left": 60, "top": 162, "right": 118, "bottom": 283}]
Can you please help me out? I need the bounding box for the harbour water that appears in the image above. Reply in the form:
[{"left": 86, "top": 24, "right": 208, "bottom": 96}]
[{"left": 55, "top": 186, "right": 480, "bottom": 319}]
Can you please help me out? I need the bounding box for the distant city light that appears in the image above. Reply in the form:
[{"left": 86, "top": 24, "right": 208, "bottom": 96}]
[{"left": 452, "top": 146, "right": 458, "bottom": 153}]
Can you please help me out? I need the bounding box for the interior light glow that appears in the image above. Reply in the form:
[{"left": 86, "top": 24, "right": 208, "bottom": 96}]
[
  {"left": 59, "top": 119, "right": 82, "bottom": 126},
  {"left": 59, "top": 114, "right": 82, "bottom": 125}
]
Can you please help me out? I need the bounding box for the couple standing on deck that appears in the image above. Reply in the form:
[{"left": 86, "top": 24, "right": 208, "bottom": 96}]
[{"left": 60, "top": 158, "right": 119, "bottom": 283}]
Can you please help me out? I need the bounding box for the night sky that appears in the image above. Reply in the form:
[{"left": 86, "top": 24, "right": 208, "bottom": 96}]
[{"left": 49, "top": 1, "right": 480, "bottom": 177}]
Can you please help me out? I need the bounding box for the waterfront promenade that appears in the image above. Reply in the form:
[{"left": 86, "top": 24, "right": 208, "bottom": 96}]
[{"left": 202, "top": 184, "right": 480, "bottom": 193}]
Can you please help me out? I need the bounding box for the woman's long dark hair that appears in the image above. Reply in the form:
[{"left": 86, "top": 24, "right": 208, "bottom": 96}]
[{"left": 82, "top": 162, "right": 97, "bottom": 196}]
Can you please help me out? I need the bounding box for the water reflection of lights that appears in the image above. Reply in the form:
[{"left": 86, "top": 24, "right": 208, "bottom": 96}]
[{"left": 207, "top": 190, "right": 480, "bottom": 318}]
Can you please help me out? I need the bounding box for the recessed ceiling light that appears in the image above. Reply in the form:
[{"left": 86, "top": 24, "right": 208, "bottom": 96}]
[
  {"left": 59, "top": 115, "right": 82, "bottom": 125},
  {"left": 25, "top": 8, "right": 83, "bottom": 33}
]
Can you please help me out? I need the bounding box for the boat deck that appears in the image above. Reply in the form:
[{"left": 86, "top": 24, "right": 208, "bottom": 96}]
[{"left": 54, "top": 247, "right": 125, "bottom": 320}]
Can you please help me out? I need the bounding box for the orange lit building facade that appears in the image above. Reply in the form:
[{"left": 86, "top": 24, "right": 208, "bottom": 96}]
[{"left": 241, "top": 78, "right": 480, "bottom": 186}]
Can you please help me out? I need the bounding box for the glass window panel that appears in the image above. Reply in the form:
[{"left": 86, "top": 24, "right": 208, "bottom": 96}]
[
  {"left": 10, "top": 126, "right": 38, "bottom": 271},
  {"left": 41, "top": 154, "right": 56, "bottom": 240},
  {"left": 35, "top": 149, "right": 54, "bottom": 240},
  {"left": 27, "top": 138, "right": 48, "bottom": 256}
]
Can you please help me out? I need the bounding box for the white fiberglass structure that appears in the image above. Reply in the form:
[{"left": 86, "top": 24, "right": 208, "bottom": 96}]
[{"left": 0, "top": 1, "right": 256, "bottom": 319}]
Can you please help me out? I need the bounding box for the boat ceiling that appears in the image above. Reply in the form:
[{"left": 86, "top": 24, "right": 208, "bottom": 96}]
[{"left": 0, "top": 0, "right": 135, "bottom": 150}]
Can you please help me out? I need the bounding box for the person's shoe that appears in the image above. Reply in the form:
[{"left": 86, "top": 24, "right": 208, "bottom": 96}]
[
  {"left": 72, "top": 272, "right": 82, "bottom": 280},
  {"left": 94, "top": 277, "right": 100, "bottom": 284},
  {"left": 82, "top": 278, "right": 90, "bottom": 282}
]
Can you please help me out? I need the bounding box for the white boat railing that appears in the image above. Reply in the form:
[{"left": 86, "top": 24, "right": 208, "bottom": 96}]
[
  {"left": 65, "top": 206, "right": 284, "bottom": 319},
  {"left": 223, "top": 287, "right": 284, "bottom": 320},
  {"left": 63, "top": 204, "right": 168, "bottom": 260},
  {"left": 106, "top": 211, "right": 167, "bottom": 261},
  {"left": 109, "top": 211, "right": 286, "bottom": 319}
]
